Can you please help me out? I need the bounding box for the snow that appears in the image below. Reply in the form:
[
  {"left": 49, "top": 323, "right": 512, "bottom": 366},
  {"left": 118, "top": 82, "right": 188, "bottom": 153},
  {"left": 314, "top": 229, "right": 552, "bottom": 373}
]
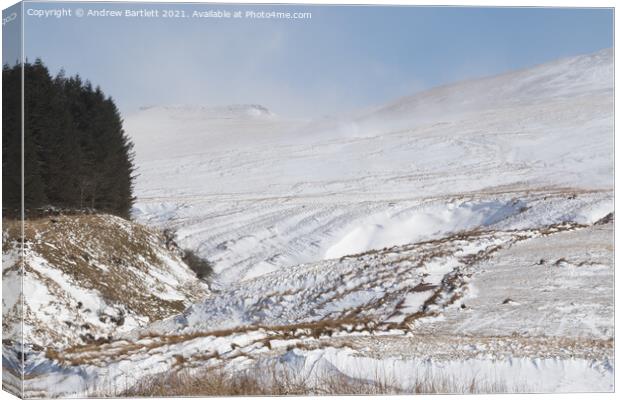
[
  {"left": 325, "top": 199, "right": 525, "bottom": 259},
  {"left": 129, "top": 49, "right": 612, "bottom": 283},
  {"left": 6, "top": 49, "right": 614, "bottom": 396},
  {"left": 572, "top": 198, "right": 614, "bottom": 224},
  {"left": 2, "top": 214, "right": 209, "bottom": 351},
  {"left": 276, "top": 347, "right": 613, "bottom": 393},
  {"left": 417, "top": 224, "right": 614, "bottom": 340},
  {"left": 107, "top": 49, "right": 606, "bottom": 395}
]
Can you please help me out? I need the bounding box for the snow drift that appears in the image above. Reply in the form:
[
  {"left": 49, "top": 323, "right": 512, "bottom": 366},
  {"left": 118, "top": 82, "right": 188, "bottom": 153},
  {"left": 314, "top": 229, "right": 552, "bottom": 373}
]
[{"left": 128, "top": 48, "right": 613, "bottom": 282}]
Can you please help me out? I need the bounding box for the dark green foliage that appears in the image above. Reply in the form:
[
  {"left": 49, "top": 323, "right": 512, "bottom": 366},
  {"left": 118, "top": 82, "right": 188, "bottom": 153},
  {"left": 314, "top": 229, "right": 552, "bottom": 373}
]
[
  {"left": 2, "top": 59, "right": 135, "bottom": 218},
  {"left": 2, "top": 61, "right": 23, "bottom": 212},
  {"left": 182, "top": 249, "right": 214, "bottom": 282}
]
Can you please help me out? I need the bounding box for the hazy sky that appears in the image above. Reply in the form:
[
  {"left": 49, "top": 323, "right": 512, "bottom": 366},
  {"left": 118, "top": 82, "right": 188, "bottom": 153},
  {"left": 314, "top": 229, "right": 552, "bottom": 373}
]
[{"left": 16, "top": 3, "right": 613, "bottom": 118}]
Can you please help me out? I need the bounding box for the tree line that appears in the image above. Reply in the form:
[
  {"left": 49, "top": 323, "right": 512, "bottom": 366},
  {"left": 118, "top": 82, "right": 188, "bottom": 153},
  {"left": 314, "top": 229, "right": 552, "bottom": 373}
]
[{"left": 2, "top": 59, "right": 135, "bottom": 218}]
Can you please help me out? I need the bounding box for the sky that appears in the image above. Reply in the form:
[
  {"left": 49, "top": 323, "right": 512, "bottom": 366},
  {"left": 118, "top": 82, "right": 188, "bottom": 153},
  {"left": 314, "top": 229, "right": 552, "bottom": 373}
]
[{"left": 11, "top": 2, "right": 614, "bottom": 118}]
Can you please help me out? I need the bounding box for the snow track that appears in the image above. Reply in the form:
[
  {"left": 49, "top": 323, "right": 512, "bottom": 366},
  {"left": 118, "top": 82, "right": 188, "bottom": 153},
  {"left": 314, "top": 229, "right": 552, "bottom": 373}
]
[
  {"left": 6, "top": 49, "right": 613, "bottom": 396},
  {"left": 129, "top": 49, "right": 612, "bottom": 283},
  {"left": 18, "top": 217, "right": 614, "bottom": 396}
]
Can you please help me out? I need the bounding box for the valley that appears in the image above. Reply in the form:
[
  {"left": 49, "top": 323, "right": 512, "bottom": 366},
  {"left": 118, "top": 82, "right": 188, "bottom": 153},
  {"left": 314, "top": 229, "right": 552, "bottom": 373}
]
[{"left": 3, "top": 48, "right": 614, "bottom": 396}]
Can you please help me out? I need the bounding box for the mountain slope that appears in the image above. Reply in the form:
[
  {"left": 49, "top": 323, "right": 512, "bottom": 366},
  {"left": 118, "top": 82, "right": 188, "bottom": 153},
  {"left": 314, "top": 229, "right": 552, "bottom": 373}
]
[
  {"left": 126, "top": 104, "right": 299, "bottom": 163},
  {"left": 128, "top": 48, "right": 613, "bottom": 283},
  {"left": 366, "top": 48, "right": 612, "bottom": 121},
  {"left": 2, "top": 214, "right": 209, "bottom": 350},
  {"left": 24, "top": 213, "right": 613, "bottom": 396},
  {"left": 5, "top": 48, "right": 614, "bottom": 397}
]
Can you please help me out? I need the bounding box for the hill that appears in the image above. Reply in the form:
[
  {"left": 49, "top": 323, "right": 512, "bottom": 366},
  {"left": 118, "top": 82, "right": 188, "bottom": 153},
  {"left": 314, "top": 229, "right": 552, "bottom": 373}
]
[
  {"left": 5, "top": 49, "right": 614, "bottom": 396},
  {"left": 2, "top": 214, "right": 209, "bottom": 351},
  {"left": 128, "top": 49, "right": 613, "bottom": 282}
]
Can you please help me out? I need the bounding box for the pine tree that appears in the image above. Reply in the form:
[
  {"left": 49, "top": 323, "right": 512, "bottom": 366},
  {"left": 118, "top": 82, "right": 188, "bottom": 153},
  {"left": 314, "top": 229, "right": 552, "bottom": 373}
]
[
  {"left": 2, "top": 63, "right": 22, "bottom": 214},
  {"left": 2, "top": 59, "right": 135, "bottom": 218},
  {"left": 22, "top": 59, "right": 51, "bottom": 210}
]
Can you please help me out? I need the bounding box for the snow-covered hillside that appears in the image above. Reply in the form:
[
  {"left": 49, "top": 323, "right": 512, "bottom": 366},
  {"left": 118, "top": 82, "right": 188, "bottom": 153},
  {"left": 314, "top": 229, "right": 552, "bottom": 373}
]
[
  {"left": 19, "top": 211, "right": 614, "bottom": 396},
  {"left": 5, "top": 49, "right": 613, "bottom": 396},
  {"left": 128, "top": 48, "right": 613, "bottom": 283},
  {"left": 360, "top": 48, "right": 612, "bottom": 125},
  {"left": 127, "top": 104, "right": 297, "bottom": 162},
  {"left": 2, "top": 214, "right": 209, "bottom": 350}
]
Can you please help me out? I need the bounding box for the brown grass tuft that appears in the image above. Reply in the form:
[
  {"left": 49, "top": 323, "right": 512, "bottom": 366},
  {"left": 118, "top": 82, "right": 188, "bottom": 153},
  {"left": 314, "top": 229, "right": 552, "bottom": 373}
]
[{"left": 115, "top": 362, "right": 515, "bottom": 397}]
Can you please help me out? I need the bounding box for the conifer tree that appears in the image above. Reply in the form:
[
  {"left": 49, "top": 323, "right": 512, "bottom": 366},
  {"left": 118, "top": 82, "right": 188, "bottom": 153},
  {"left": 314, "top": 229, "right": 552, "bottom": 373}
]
[
  {"left": 2, "top": 63, "right": 22, "bottom": 214},
  {"left": 2, "top": 59, "right": 135, "bottom": 218}
]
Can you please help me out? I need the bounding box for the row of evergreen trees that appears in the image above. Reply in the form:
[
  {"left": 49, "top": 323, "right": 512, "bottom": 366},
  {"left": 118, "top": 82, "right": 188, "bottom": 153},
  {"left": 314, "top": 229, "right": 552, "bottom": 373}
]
[{"left": 2, "top": 59, "right": 135, "bottom": 218}]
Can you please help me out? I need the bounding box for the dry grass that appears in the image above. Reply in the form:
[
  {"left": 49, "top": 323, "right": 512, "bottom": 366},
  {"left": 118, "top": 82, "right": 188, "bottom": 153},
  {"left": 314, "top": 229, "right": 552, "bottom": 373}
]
[
  {"left": 115, "top": 363, "right": 513, "bottom": 397},
  {"left": 47, "top": 219, "right": 589, "bottom": 367},
  {"left": 10, "top": 215, "right": 205, "bottom": 319},
  {"left": 3, "top": 214, "right": 210, "bottom": 348}
]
